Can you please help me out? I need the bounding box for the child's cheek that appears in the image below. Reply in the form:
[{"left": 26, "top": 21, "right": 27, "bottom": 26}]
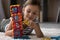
[{"left": 24, "top": 12, "right": 29, "bottom": 19}]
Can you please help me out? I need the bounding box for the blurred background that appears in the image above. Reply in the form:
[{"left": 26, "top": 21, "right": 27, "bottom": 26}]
[
  {"left": 0, "top": 0, "right": 60, "bottom": 23},
  {"left": 0, "top": 0, "right": 60, "bottom": 39}
]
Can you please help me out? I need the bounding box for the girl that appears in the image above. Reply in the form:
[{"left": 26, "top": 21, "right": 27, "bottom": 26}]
[{"left": 5, "top": 0, "right": 44, "bottom": 38}]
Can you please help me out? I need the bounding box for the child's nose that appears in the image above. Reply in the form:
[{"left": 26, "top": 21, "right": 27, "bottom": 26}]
[{"left": 29, "top": 12, "right": 33, "bottom": 16}]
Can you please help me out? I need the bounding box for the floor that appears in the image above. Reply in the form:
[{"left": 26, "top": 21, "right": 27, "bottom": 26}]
[
  {"left": 40, "top": 23, "right": 60, "bottom": 28},
  {"left": 0, "top": 23, "right": 60, "bottom": 40},
  {"left": 32, "top": 23, "right": 60, "bottom": 37}
]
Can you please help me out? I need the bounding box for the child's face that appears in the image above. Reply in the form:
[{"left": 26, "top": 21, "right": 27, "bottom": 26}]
[{"left": 23, "top": 5, "right": 40, "bottom": 20}]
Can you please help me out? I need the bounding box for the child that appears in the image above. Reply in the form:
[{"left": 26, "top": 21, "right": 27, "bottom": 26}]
[{"left": 5, "top": 0, "right": 44, "bottom": 38}]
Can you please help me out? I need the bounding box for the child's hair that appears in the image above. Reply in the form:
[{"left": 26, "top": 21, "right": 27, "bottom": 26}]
[{"left": 23, "top": 0, "right": 41, "bottom": 10}]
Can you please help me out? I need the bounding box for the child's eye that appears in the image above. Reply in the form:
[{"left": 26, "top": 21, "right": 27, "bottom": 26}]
[
  {"left": 33, "top": 12, "right": 36, "bottom": 15},
  {"left": 27, "top": 9, "right": 31, "bottom": 13},
  {"left": 27, "top": 10, "right": 31, "bottom": 13}
]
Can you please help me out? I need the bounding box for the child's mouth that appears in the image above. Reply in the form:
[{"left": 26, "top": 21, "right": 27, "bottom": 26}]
[{"left": 29, "top": 17, "right": 34, "bottom": 20}]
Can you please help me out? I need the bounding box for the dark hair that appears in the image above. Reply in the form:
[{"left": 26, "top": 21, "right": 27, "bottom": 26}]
[{"left": 23, "top": 0, "right": 41, "bottom": 10}]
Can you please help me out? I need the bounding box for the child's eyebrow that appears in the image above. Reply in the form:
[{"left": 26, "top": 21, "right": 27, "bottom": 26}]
[
  {"left": 27, "top": 8, "right": 40, "bottom": 13},
  {"left": 27, "top": 9, "right": 31, "bottom": 11}
]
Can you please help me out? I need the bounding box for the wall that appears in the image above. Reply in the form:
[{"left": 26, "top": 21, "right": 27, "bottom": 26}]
[
  {"left": 48, "top": 0, "right": 60, "bottom": 22},
  {"left": 0, "top": 0, "right": 5, "bottom": 21},
  {"left": 2, "top": 0, "right": 10, "bottom": 19}
]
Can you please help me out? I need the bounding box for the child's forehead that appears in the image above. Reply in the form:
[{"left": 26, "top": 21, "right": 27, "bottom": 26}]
[{"left": 24, "top": 5, "right": 40, "bottom": 11}]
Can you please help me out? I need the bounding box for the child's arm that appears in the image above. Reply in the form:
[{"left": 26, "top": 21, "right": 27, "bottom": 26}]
[
  {"left": 5, "top": 17, "right": 13, "bottom": 37},
  {"left": 29, "top": 21, "right": 44, "bottom": 38},
  {"left": 34, "top": 23, "right": 44, "bottom": 38},
  {"left": 5, "top": 29, "right": 13, "bottom": 37}
]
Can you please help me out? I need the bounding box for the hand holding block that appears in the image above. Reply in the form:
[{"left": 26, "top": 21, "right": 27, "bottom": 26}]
[
  {"left": 23, "top": 20, "right": 30, "bottom": 25},
  {"left": 10, "top": 5, "right": 30, "bottom": 39},
  {"left": 10, "top": 5, "right": 23, "bottom": 38}
]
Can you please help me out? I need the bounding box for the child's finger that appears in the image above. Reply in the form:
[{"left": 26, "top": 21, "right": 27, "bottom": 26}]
[
  {"left": 28, "top": 21, "right": 35, "bottom": 28},
  {"left": 23, "top": 20, "right": 30, "bottom": 25},
  {"left": 10, "top": 17, "right": 12, "bottom": 21}
]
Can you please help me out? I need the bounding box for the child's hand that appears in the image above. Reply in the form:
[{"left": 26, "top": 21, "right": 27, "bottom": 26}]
[
  {"left": 10, "top": 17, "right": 13, "bottom": 21},
  {"left": 29, "top": 20, "right": 44, "bottom": 37},
  {"left": 24, "top": 17, "right": 37, "bottom": 29},
  {"left": 28, "top": 20, "right": 38, "bottom": 29}
]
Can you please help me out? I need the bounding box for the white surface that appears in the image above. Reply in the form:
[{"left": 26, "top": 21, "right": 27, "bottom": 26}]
[
  {"left": 32, "top": 23, "right": 60, "bottom": 37},
  {"left": 0, "top": 32, "right": 41, "bottom": 40},
  {"left": 0, "top": 28, "right": 60, "bottom": 40},
  {"left": 32, "top": 28, "right": 60, "bottom": 37},
  {"left": 42, "top": 28, "right": 60, "bottom": 37},
  {"left": 0, "top": 23, "right": 60, "bottom": 40},
  {"left": 0, "top": 32, "right": 12, "bottom": 40}
]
